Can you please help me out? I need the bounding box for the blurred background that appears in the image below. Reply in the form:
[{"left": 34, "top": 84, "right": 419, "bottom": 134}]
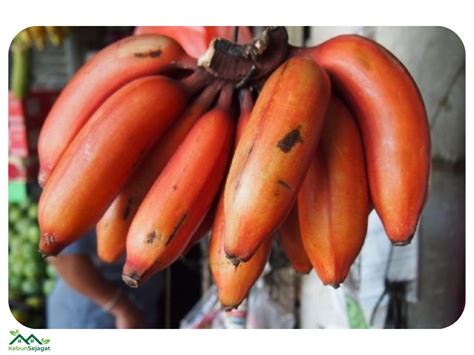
[{"left": 7, "top": 26, "right": 465, "bottom": 329}]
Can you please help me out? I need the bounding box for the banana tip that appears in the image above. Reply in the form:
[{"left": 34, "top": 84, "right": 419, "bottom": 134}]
[
  {"left": 122, "top": 273, "right": 140, "bottom": 288},
  {"left": 391, "top": 233, "right": 414, "bottom": 246},
  {"left": 39, "top": 250, "right": 56, "bottom": 259},
  {"left": 225, "top": 253, "right": 242, "bottom": 267},
  {"left": 222, "top": 303, "right": 240, "bottom": 312},
  {"left": 37, "top": 171, "right": 46, "bottom": 188}
]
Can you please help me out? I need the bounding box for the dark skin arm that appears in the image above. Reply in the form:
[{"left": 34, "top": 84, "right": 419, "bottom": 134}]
[{"left": 47, "top": 254, "right": 146, "bottom": 328}]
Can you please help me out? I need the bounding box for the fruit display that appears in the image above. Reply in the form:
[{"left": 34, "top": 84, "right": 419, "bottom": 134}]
[
  {"left": 9, "top": 200, "right": 57, "bottom": 328},
  {"left": 10, "top": 27, "right": 70, "bottom": 99},
  {"left": 35, "top": 26, "right": 430, "bottom": 310}
]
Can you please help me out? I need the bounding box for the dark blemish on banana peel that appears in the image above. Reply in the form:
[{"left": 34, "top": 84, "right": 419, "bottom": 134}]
[
  {"left": 134, "top": 49, "right": 162, "bottom": 58},
  {"left": 277, "top": 126, "right": 303, "bottom": 153},
  {"left": 277, "top": 180, "right": 292, "bottom": 190},
  {"left": 146, "top": 231, "right": 157, "bottom": 244}
]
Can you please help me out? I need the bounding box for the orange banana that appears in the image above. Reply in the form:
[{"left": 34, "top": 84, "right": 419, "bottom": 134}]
[
  {"left": 122, "top": 86, "right": 235, "bottom": 287},
  {"left": 210, "top": 90, "right": 272, "bottom": 309},
  {"left": 209, "top": 197, "right": 273, "bottom": 310},
  {"left": 179, "top": 88, "right": 255, "bottom": 258},
  {"left": 38, "top": 34, "right": 191, "bottom": 186},
  {"left": 279, "top": 204, "right": 312, "bottom": 274},
  {"left": 223, "top": 57, "right": 331, "bottom": 263},
  {"left": 293, "top": 35, "right": 430, "bottom": 244},
  {"left": 298, "top": 96, "right": 369, "bottom": 287},
  {"left": 96, "top": 82, "right": 221, "bottom": 263},
  {"left": 38, "top": 76, "right": 187, "bottom": 256}
]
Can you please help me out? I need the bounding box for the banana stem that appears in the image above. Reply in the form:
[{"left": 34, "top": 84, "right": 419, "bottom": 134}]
[
  {"left": 217, "top": 84, "right": 234, "bottom": 110},
  {"left": 239, "top": 89, "right": 254, "bottom": 116},
  {"left": 197, "top": 27, "right": 289, "bottom": 88},
  {"left": 173, "top": 53, "right": 198, "bottom": 71},
  {"left": 180, "top": 68, "right": 212, "bottom": 96}
]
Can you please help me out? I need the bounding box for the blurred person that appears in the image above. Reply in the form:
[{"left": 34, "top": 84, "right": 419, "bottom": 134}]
[{"left": 46, "top": 229, "right": 163, "bottom": 329}]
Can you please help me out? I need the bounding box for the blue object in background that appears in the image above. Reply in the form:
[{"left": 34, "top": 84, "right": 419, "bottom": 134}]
[{"left": 46, "top": 229, "right": 164, "bottom": 329}]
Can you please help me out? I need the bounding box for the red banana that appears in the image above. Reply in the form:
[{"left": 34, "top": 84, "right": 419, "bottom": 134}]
[
  {"left": 209, "top": 90, "right": 272, "bottom": 309},
  {"left": 293, "top": 35, "right": 430, "bottom": 244},
  {"left": 38, "top": 34, "right": 191, "bottom": 186},
  {"left": 223, "top": 57, "right": 331, "bottom": 263},
  {"left": 298, "top": 96, "right": 369, "bottom": 287},
  {"left": 38, "top": 76, "right": 187, "bottom": 256},
  {"left": 96, "top": 82, "right": 221, "bottom": 263},
  {"left": 279, "top": 204, "right": 312, "bottom": 274},
  {"left": 179, "top": 88, "right": 255, "bottom": 258},
  {"left": 122, "top": 86, "right": 235, "bottom": 287},
  {"left": 209, "top": 197, "right": 273, "bottom": 310}
]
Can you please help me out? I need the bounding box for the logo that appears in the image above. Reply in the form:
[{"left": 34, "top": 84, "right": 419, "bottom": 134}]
[{"left": 8, "top": 330, "right": 51, "bottom": 352}]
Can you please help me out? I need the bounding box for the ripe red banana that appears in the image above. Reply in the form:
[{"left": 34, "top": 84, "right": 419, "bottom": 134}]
[
  {"left": 209, "top": 198, "right": 273, "bottom": 310},
  {"left": 210, "top": 90, "right": 272, "bottom": 309},
  {"left": 122, "top": 86, "right": 235, "bottom": 287},
  {"left": 223, "top": 57, "right": 331, "bottom": 263},
  {"left": 96, "top": 82, "right": 221, "bottom": 263},
  {"left": 298, "top": 96, "right": 369, "bottom": 287},
  {"left": 38, "top": 34, "right": 191, "bottom": 186},
  {"left": 293, "top": 35, "right": 430, "bottom": 244},
  {"left": 38, "top": 76, "right": 187, "bottom": 256},
  {"left": 279, "top": 204, "right": 312, "bottom": 274},
  {"left": 179, "top": 88, "right": 254, "bottom": 258}
]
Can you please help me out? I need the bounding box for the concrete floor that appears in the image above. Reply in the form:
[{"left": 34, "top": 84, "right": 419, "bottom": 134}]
[{"left": 407, "top": 160, "right": 465, "bottom": 328}]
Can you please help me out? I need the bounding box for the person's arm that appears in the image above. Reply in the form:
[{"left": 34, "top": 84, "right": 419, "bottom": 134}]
[{"left": 47, "top": 254, "right": 146, "bottom": 328}]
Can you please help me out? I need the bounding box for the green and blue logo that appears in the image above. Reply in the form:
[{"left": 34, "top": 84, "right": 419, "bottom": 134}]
[{"left": 8, "top": 330, "right": 50, "bottom": 352}]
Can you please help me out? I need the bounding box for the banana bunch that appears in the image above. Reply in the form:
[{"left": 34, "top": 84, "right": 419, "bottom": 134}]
[
  {"left": 10, "top": 27, "right": 70, "bottom": 99},
  {"left": 14, "top": 26, "right": 70, "bottom": 51},
  {"left": 36, "top": 27, "right": 430, "bottom": 310}
]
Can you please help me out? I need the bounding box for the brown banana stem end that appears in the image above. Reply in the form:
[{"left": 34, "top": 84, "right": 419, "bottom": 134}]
[{"left": 197, "top": 26, "right": 289, "bottom": 88}]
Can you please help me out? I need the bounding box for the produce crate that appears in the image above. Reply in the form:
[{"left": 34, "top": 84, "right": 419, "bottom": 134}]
[{"left": 9, "top": 199, "right": 57, "bottom": 328}]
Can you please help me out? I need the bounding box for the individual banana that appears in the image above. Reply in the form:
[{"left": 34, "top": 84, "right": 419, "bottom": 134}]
[
  {"left": 38, "top": 34, "right": 192, "bottom": 186},
  {"left": 279, "top": 204, "right": 312, "bottom": 274},
  {"left": 122, "top": 86, "right": 235, "bottom": 288},
  {"left": 185, "top": 91, "right": 254, "bottom": 260},
  {"left": 10, "top": 43, "right": 31, "bottom": 99},
  {"left": 298, "top": 96, "right": 369, "bottom": 287},
  {"left": 293, "top": 35, "right": 430, "bottom": 244},
  {"left": 45, "top": 26, "right": 66, "bottom": 47},
  {"left": 223, "top": 57, "right": 331, "bottom": 263},
  {"left": 209, "top": 87, "right": 272, "bottom": 309},
  {"left": 27, "top": 26, "right": 47, "bottom": 50},
  {"left": 96, "top": 82, "right": 221, "bottom": 263},
  {"left": 209, "top": 197, "right": 273, "bottom": 310},
  {"left": 38, "top": 76, "right": 188, "bottom": 256},
  {"left": 14, "top": 29, "right": 33, "bottom": 48}
]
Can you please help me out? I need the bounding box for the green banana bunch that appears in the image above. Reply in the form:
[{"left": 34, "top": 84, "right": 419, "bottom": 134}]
[
  {"left": 10, "top": 26, "right": 70, "bottom": 99},
  {"left": 10, "top": 39, "right": 30, "bottom": 99}
]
